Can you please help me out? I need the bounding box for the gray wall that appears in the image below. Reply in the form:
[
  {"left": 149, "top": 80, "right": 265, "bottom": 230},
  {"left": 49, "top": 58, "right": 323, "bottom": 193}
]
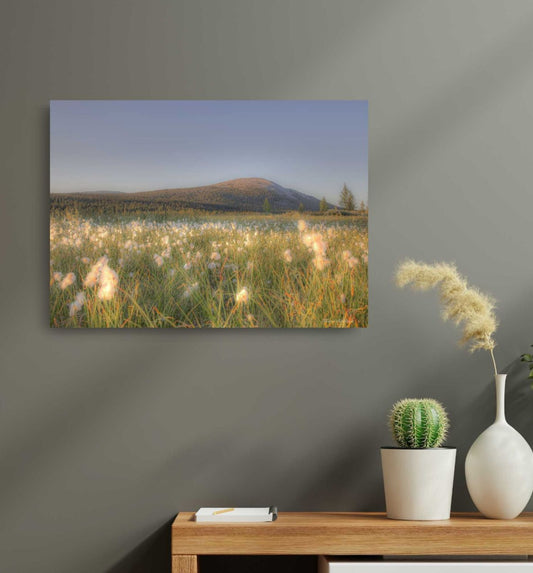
[{"left": 1, "top": 1, "right": 533, "bottom": 572}]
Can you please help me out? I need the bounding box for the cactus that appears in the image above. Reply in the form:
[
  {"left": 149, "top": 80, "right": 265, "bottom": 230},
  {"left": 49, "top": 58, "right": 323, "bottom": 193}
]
[{"left": 389, "top": 398, "right": 449, "bottom": 448}]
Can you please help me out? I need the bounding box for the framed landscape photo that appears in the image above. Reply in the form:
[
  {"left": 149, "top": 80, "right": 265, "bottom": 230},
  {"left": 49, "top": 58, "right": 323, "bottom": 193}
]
[{"left": 49, "top": 100, "right": 368, "bottom": 328}]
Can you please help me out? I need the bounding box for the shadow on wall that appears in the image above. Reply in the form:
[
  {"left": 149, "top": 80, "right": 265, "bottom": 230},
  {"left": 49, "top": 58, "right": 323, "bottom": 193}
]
[
  {"left": 42, "top": 106, "right": 50, "bottom": 324},
  {"left": 104, "top": 520, "right": 317, "bottom": 573},
  {"left": 105, "top": 522, "right": 317, "bottom": 573},
  {"left": 106, "top": 519, "right": 172, "bottom": 573}
]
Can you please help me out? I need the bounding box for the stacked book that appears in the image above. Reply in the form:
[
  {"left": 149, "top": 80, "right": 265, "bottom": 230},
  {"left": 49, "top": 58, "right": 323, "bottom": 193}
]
[{"left": 194, "top": 507, "right": 278, "bottom": 523}]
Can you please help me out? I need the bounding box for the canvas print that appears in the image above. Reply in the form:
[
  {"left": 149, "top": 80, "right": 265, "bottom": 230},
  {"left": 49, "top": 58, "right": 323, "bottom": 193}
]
[{"left": 50, "top": 100, "right": 368, "bottom": 328}]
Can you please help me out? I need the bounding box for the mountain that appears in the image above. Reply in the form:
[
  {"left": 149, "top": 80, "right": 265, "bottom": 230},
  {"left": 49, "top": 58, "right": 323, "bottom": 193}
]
[
  {"left": 51, "top": 178, "right": 336, "bottom": 213},
  {"left": 81, "top": 190, "right": 126, "bottom": 195}
]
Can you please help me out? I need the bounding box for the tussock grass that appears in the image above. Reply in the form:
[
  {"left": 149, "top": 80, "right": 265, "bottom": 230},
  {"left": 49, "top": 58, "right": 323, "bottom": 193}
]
[{"left": 50, "top": 213, "right": 368, "bottom": 328}]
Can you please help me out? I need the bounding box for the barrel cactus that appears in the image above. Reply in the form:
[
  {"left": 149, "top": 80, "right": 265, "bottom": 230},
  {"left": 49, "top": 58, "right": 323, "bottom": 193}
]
[{"left": 389, "top": 398, "right": 449, "bottom": 448}]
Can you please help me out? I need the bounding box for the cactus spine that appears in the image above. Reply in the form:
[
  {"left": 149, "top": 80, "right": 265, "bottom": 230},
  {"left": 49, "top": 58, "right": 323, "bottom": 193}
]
[{"left": 389, "top": 398, "right": 449, "bottom": 448}]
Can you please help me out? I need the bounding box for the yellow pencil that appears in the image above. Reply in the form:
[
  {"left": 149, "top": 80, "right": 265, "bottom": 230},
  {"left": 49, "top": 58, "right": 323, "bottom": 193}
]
[{"left": 213, "top": 508, "right": 235, "bottom": 515}]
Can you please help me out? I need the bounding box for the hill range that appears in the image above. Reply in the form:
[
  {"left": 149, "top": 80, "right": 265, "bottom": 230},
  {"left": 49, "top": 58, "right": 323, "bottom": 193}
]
[{"left": 50, "top": 178, "right": 337, "bottom": 213}]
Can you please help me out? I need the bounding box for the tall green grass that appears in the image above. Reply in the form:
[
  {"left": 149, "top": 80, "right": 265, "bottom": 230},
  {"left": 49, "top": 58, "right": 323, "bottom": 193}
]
[{"left": 50, "top": 213, "right": 368, "bottom": 328}]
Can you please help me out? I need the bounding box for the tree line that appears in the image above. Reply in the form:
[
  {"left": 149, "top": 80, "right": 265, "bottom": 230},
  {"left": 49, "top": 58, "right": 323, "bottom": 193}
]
[
  {"left": 264, "top": 184, "right": 366, "bottom": 214},
  {"left": 317, "top": 183, "right": 367, "bottom": 214}
]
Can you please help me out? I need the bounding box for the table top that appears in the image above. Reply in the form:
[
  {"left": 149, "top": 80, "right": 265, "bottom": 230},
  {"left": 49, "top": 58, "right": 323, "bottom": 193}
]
[{"left": 172, "top": 512, "right": 533, "bottom": 556}]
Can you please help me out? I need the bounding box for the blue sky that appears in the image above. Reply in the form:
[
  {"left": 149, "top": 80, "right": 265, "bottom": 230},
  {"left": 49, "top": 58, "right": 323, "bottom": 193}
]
[{"left": 50, "top": 100, "right": 368, "bottom": 204}]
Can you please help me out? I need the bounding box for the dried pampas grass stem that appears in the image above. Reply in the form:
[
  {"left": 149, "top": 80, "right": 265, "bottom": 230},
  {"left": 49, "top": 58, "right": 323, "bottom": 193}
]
[{"left": 396, "top": 260, "right": 499, "bottom": 375}]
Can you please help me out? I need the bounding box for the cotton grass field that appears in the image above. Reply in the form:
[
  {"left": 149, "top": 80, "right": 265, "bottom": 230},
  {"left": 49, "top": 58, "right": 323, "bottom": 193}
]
[{"left": 49, "top": 213, "right": 368, "bottom": 328}]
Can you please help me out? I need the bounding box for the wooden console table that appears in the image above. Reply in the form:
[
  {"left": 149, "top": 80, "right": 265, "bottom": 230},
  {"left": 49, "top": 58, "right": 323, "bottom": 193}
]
[{"left": 172, "top": 512, "right": 533, "bottom": 572}]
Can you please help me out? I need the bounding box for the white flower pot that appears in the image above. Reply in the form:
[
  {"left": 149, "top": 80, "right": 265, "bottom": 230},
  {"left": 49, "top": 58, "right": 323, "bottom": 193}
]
[
  {"left": 465, "top": 374, "right": 533, "bottom": 519},
  {"left": 381, "top": 447, "right": 456, "bottom": 520}
]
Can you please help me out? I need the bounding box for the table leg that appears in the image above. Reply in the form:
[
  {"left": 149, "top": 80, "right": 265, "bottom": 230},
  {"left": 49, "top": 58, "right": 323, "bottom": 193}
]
[{"left": 172, "top": 554, "right": 198, "bottom": 573}]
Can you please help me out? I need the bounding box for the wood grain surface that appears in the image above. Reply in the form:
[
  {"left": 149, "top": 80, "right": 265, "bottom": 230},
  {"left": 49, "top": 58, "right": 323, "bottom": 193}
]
[
  {"left": 172, "top": 554, "right": 198, "bottom": 573},
  {"left": 172, "top": 512, "right": 533, "bottom": 556}
]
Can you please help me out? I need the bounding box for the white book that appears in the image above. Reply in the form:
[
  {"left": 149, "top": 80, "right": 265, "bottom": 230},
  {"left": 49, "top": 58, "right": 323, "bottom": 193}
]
[{"left": 194, "top": 507, "right": 277, "bottom": 523}]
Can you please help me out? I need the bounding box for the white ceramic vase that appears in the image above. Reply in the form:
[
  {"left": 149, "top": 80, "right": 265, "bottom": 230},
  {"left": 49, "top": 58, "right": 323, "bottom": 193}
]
[
  {"left": 381, "top": 447, "right": 456, "bottom": 520},
  {"left": 465, "top": 374, "right": 533, "bottom": 519}
]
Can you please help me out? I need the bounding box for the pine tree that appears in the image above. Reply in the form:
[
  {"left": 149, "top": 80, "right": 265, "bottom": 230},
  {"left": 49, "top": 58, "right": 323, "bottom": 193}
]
[
  {"left": 298, "top": 202, "right": 305, "bottom": 213},
  {"left": 263, "top": 198, "right": 271, "bottom": 213},
  {"left": 320, "top": 197, "right": 328, "bottom": 213},
  {"left": 339, "top": 183, "right": 355, "bottom": 211},
  {"left": 360, "top": 199, "right": 367, "bottom": 212}
]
